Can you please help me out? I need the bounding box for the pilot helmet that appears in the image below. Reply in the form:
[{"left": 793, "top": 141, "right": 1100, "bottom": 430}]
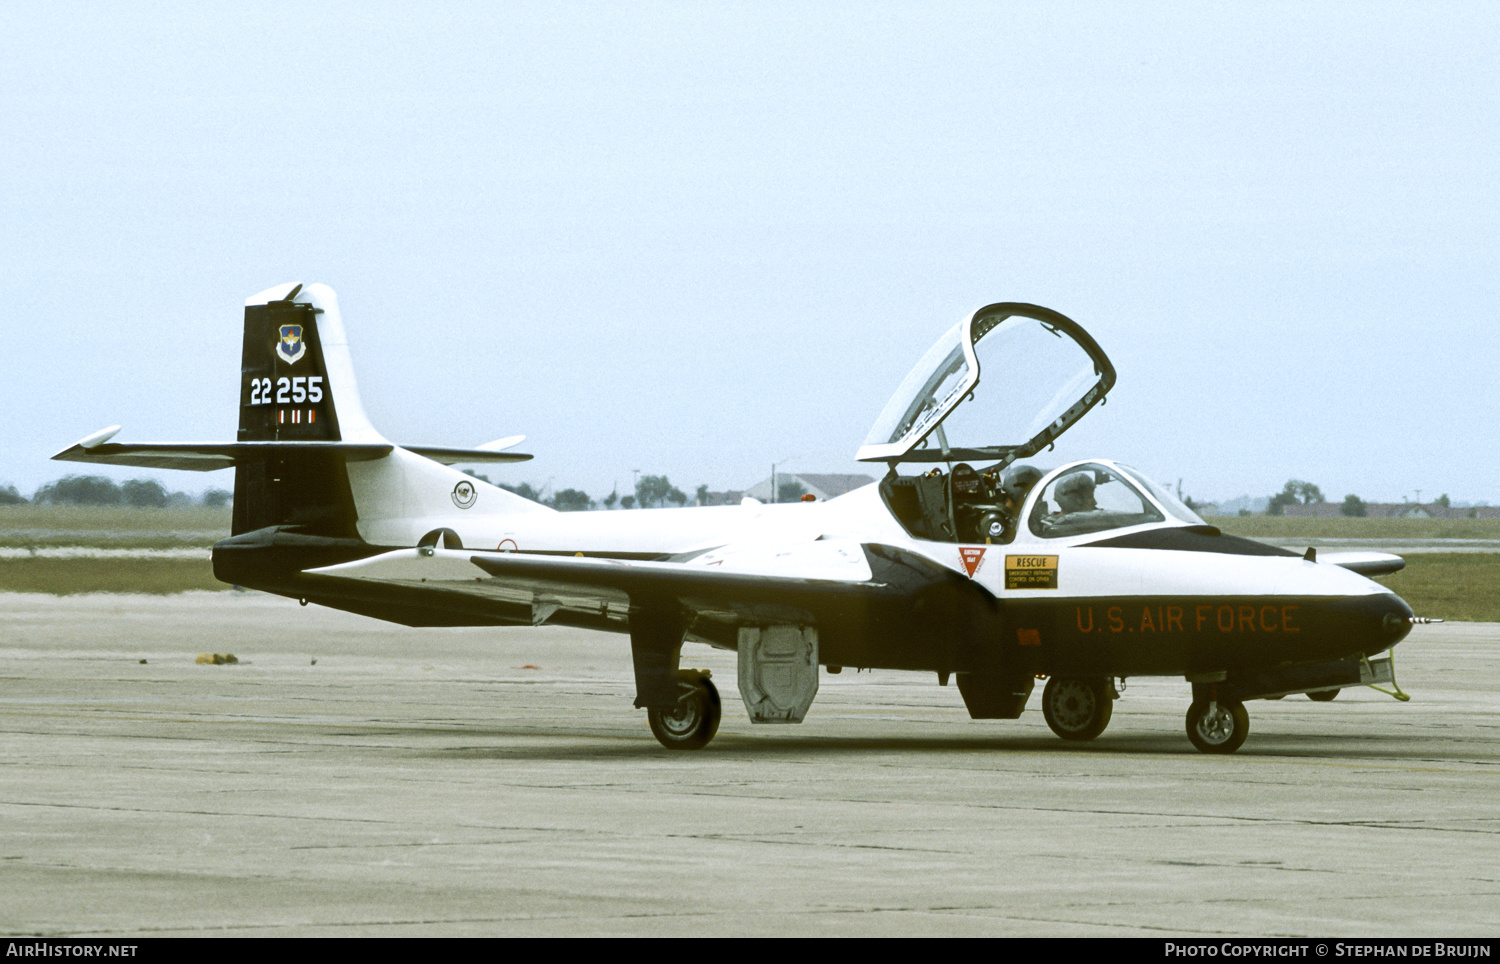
[
  {"left": 1054, "top": 471, "right": 1098, "bottom": 512},
  {"left": 1000, "top": 464, "right": 1043, "bottom": 504}
]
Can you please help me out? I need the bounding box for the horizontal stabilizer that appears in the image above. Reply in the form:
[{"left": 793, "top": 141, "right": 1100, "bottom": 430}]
[
  {"left": 53, "top": 427, "right": 531, "bottom": 471},
  {"left": 53, "top": 435, "right": 394, "bottom": 472},
  {"left": 402, "top": 445, "right": 533, "bottom": 465}
]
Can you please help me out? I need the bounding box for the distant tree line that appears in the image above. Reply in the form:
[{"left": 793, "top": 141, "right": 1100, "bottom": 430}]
[
  {"left": 0, "top": 475, "right": 231, "bottom": 508},
  {"left": 468, "top": 472, "right": 703, "bottom": 512},
  {"left": 1266, "top": 479, "right": 1324, "bottom": 516},
  {"left": 6, "top": 469, "right": 723, "bottom": 513},
  {"left": 8, "top": 471, "right": 1476, "bottom": 521},
  {"left": 1265, "top": 480, "right": 1459, "bottom": 517}
]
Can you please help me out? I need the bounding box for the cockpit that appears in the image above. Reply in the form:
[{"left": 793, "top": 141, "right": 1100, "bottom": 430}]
[
  {"left": 859, "top": 303, "right": 1200, "bottom": 545},
  {"left": 1025, "top": 461, "right": 1205, "bottom": 539}
]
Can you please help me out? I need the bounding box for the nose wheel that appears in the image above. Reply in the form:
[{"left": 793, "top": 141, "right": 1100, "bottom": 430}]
[
  {"left": 1186, "top": 699, "right": 1249, "bottom": 753},
  {"left": 1041, "top": 676, "right": 1114, "bottom": 741},
  {"left": 647, "top": 670, "right": 722, "bottom": 750}
]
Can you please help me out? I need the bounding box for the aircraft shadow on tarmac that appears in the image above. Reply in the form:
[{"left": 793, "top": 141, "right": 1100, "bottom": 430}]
[{"left": 360, "top": 725, "right": 1494, "bottom": 764}]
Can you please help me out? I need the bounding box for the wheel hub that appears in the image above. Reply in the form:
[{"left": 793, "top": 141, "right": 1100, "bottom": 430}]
[
  {"left": 1050, "top": 682, "right": 1096, "bottom": 731},
  {"left": 658, "top": 698, "right": 701, "bottom": 736},
  {"left": 1196, "top": 705, "right": 1234, "bottom": 744}
]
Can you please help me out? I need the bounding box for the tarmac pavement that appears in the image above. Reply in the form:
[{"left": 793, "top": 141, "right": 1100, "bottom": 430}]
[{"left": 1, "top": 592, "right": 1497, "bottom": 937}]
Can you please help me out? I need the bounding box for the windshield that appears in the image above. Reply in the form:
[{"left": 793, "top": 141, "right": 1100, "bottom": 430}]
[
  {"left": 1029, "top": 464, "right": 1165, "bottom": 539},
  {"left": 1116, "top": 465, "right": 1208, "bottom": 525}
]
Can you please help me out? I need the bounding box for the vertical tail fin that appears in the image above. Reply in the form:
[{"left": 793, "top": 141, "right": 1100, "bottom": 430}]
[
  {"left": 237, "top": 283, "right": 381, "bottom": 444},
  {"left": 232, "top": 283, "right": 382, "bottom": 537}
]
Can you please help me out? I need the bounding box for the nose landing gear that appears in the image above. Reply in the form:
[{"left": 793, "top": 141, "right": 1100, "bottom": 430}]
[{"left": 1186, "top": 698, "right": 1249, "bottom": 754}]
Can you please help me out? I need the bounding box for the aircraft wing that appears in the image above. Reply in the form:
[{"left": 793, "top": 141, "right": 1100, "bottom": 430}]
[
  {"left": 1319, "top": 551, "right": 1406, "bottom": 577},
  {"left": 305, "top": 542, "right": 906, "bottom": 634}
]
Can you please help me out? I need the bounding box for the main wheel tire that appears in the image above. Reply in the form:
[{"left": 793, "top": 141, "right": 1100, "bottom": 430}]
[
  {"left": 1186, "top": 699, "right": 1249, "bottom": 754},
  {"left": 647, "top": 674, "right": 722, "bottom": 750},
  {"left": 1042, "top": 676, "right": 1113, "bottom": 741},
  {"left": 1307, "top": 688, "right": 1340, "bottom": 702}
]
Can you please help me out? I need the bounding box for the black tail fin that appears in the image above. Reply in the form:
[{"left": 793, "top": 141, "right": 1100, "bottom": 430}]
[
  {"left": 238, "top": 288, "right": 342, "bottom": 443},
  {"left": 232, "top": 284, "right": 365, "bottom": 537}
]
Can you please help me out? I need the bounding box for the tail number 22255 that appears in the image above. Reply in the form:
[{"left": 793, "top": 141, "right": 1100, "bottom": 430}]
[{"left": 247, "top": 376, "right": 324, "bottom": 406}]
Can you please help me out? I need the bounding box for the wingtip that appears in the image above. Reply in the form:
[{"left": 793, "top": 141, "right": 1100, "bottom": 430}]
[
  {"left": 52, "top": 425, "right": 122, "bottom": 461},
  {"left": 78, "top": 425, "right": 122, "bottom": 449}
]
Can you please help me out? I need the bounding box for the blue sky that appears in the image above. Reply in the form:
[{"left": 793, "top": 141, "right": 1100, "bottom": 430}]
[{"left": 4, "top": 2, "right": 1497, "bottom": 505}]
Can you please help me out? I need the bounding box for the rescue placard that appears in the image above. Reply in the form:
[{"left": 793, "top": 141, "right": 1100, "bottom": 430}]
[{"left": 1005, "top": 554, "right": 1058, "bottom": 589}]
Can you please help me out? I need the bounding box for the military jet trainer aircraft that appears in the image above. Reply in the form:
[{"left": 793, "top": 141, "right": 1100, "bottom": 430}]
[{"left": 54, "top": 283, "right": 1431, "bottom": 753}]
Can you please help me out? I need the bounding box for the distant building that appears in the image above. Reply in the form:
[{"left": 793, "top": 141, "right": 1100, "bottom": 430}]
[
  {"left": 697, "top": 489, "right": 745, "bottom": 507},
  {"left": 1280, "top": 503, "right": 1344, "bottom": 518},
  {"left": 742, "top": 472, "right": 877, "bottom": 503},
  {"left": 1203, "top": 495, "right": 1270, "bottom": 516}
]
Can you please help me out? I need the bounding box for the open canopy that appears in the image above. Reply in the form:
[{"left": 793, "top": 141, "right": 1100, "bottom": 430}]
[{"left": 856, "top": 303, "right": 1115, "bottom": 465}]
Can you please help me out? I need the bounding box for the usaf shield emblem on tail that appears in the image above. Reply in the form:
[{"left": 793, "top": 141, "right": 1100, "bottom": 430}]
[{"left": 277, "top": 325, "right": 307, "bottom": 365}]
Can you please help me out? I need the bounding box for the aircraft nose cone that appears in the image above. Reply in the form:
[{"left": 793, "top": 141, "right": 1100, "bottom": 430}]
[
  {"left": 1372, "top": 594, "right": 1416, "bottom": 652},
  {"left": 1311, "top": 593, "right": 1414, "bottom": 662}
]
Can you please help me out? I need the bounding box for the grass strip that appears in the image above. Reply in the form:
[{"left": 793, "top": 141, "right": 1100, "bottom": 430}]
[
  {"left": 0, "top": 505, "right": 230, "bottom": 548},
  {"left": 0, "top": 557, "right": 227, "bottom": 594},
  {"left": 1372, "top": 553, "right": 1500, "bottom": 623},
  {"left": 1213, "top": 516, "right": 1500, "bottom": 540}
]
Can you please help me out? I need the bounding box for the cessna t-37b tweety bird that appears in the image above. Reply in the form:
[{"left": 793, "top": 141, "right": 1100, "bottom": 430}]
[{"left": 55, "top": 283, "right": 1432, "bottom": 753}]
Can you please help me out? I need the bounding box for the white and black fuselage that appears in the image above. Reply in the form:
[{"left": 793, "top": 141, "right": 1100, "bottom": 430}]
[{"left": 55, "top": 284, "right": 1417, "bottom": 748}]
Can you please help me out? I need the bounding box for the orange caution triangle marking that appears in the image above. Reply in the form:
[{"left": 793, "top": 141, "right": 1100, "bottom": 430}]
[{"left": 959, "top": 546, "right": 986, "bottom": 577}]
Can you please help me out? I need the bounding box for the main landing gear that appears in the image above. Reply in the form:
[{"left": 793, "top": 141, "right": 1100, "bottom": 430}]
[
  {"left": 647, "top": 669, "right": 722, "bottom": 750},
  {"left": 1041, "top": 676, "right": 1115, "bottom": 741}
]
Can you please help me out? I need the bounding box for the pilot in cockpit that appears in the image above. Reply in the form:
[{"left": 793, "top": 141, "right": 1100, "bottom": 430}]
[
  {"left": 1000, "top": 464, "right": 1043, "bottom": 516},
  {"left": 990, "top": 463, "right": 1042, "bottom": 542},
  {"left": 1052, "top": 471, "right": 1098, "bottom": 514},
  {"left": 1038, "top": 473, "right": 1110, "bottom": 539}
]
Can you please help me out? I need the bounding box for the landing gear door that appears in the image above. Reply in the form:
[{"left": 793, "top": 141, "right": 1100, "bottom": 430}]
[{"left": 856, "top": 303, "right": 1115, "bottom": 466}]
